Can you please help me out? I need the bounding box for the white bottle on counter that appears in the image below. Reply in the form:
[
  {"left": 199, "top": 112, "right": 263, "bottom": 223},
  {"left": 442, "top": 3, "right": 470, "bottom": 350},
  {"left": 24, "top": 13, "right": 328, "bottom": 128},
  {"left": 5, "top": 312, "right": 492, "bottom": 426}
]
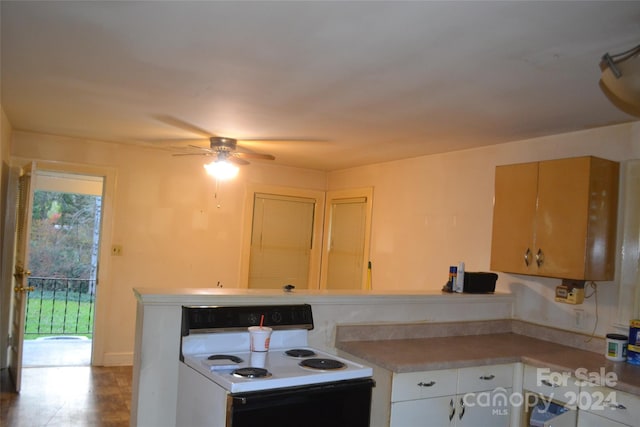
[{"left": 455, "top": 262, "right": 465, "bottom": 293}]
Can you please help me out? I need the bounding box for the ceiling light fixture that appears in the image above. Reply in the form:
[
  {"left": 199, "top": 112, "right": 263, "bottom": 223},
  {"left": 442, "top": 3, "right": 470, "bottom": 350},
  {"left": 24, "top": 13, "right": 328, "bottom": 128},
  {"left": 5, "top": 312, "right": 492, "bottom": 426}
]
[
  {"left": 203, "top": 153, "right": 239, "bottom": 180},
  {"left": 599, "top": 43, "right": 640, "bottom": 118}
]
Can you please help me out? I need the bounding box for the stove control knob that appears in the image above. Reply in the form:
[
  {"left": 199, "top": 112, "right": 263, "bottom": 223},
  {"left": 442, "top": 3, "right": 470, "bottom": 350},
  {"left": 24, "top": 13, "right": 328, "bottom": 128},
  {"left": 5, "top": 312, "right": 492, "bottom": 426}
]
[
  {"left": 271, "top": 312, "right": 282, "bottom": 323},
  {"left": 248, "top": 313, "right": 259, "bottom": 325}
]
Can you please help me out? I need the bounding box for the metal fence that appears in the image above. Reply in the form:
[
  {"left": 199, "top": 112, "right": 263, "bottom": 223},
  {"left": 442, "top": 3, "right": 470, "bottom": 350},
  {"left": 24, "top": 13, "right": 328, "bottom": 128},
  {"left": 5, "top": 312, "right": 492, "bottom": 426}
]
[{"left": 25, "top": 277, "right": 95, "bottom": 338}]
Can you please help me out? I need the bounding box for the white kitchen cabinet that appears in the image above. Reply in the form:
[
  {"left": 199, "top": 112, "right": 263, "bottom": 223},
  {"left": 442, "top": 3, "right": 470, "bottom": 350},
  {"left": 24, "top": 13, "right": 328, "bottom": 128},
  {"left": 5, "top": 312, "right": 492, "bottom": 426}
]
[
  {"left": 577, "top": 385, "right": 640, "bottom": 427},
  {"left": 390, "top": 364, "right": 513, "bottom": 427},
  {"left": 391, "top": 368, "right": 458, "bottom": 402},
  {"left": 522, "top": 365, "right": 578, "bottom": 427},
  {"left": 390, "top": 368, "right": 457, "bottom": 426},
  {"left": 457, "top": 388, "right": 512, "bottom": 427},
  {"left": 490, "top": 156, "right": 619, "bottom": 280},
  {"left": 523, "top": 365, "right": 580, "bottom": 406},
  {"left": 457, "top": 365, "right": 514, "bottom": 427},
  {"left": 578, "top": 411, "right": 628, "bottom": 427},
  {"left": 391, "top": 395, "right": 458, "bottom": 426}
]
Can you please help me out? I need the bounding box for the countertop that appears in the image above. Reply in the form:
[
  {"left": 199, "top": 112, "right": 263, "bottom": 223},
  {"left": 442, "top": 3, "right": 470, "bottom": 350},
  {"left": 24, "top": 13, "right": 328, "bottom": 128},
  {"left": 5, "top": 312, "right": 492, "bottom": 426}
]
[
  {"left": 336, "top": 332, "right": 640, "bottom": 395},
  {"left": 133, "top": 287, "right": 513, "bottom": 305}
]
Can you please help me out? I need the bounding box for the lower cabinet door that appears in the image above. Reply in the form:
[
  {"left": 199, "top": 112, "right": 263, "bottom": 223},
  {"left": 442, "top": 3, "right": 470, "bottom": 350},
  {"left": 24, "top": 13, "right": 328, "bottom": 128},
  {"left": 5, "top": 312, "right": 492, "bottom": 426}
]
[
  {"left": 456, "top": 389, "right": 511, "bottom": 427},
  {"left": 390, "top": 395, "right": 456, "bottom": 427},
  {"left": 578, "top": 411, "right": 629, "bottom": 427}
]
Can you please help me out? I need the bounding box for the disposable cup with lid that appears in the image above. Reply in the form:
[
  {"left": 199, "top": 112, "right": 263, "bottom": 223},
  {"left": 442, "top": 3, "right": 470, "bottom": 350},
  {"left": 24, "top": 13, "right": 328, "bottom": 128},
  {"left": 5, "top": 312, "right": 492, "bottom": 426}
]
[{"left": 249, "top": 326, "right": 272, "bottom": 352}]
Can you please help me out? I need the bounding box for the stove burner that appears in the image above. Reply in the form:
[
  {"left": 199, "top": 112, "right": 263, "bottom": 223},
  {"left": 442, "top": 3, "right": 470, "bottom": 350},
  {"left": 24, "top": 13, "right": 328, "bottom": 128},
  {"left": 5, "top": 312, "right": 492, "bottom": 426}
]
[
  {"left": 232, "top": 367, "right": 272, "bottom": 379},
  {"left": 299, "top": 358, "right": 346, "bottom": 371},
  {"left": 285, "top": 349, "right": 317, "bottom": 358},
  {"left": 207, "top": 354, "right": 243, "bottom": 363}
]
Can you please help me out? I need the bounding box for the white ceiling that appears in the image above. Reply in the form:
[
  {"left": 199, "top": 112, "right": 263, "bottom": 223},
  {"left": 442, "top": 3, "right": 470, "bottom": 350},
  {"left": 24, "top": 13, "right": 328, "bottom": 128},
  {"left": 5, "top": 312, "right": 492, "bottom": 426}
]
[{"left": 2, "top": 1, "right": 639, "bottom": 171}]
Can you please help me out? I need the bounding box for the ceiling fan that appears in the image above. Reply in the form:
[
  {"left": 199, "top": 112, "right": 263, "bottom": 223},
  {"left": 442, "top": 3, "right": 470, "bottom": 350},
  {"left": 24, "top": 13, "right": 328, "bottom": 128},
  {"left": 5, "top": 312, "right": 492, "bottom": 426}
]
[
  {"left": 173, "top": 136, "right": 275, "bottom": 180},
  {"left": 155, "top": 115, "right": 282, "bottom": 179},
  {"left": 157, "top": 115, "right": 276, "bottom": 165},
  {"left": 173, "top": 136, "right": 276, "bottom": 166}
]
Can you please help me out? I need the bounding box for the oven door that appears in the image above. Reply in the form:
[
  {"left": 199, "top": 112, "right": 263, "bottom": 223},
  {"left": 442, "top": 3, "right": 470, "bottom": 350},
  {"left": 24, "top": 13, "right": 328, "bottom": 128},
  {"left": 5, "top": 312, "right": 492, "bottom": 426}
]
[{"left": 228, "top": 378, "right": 375, "bottom": 427}]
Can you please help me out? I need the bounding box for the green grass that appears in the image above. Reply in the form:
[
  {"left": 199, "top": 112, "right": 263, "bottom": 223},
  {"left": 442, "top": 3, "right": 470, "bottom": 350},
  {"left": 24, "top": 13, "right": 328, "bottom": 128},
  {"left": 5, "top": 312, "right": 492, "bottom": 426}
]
[{"left": 24, "top": 293, "right": 94, "bottom": 340}]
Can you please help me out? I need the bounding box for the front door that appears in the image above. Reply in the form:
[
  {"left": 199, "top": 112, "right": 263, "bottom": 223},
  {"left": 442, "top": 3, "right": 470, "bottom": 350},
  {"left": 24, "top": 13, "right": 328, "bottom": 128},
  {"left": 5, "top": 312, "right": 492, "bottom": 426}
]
[{"left": 8, "top": 162, "right": 36, "bottom": 392}]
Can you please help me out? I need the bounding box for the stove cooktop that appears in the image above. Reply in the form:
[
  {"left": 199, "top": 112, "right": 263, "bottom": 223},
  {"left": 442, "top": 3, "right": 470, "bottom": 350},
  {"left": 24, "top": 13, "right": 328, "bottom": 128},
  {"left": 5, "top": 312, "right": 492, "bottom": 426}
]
[{"left": 182, "top": 347, "right": 373, "bottom": 393}]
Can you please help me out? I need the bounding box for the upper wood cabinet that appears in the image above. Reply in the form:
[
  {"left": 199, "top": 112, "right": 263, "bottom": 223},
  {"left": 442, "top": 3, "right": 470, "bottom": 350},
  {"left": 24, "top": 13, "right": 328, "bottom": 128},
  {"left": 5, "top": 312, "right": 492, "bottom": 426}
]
[{"left": 490, "top": 156, "right": 619, "bottom": 280}]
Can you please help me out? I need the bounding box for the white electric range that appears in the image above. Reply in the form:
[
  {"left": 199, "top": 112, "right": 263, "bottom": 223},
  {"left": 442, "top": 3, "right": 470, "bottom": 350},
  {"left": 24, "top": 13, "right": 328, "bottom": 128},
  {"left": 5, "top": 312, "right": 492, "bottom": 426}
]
[{"left": 177, "top": 304, "right": 374, "bottom": 427}]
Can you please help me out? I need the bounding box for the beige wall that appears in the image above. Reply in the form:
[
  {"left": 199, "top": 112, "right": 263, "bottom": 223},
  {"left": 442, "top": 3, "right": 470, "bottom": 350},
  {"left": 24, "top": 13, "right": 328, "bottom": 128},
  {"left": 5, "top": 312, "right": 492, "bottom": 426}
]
[
  {"left": 5, "top": 121, "right": 640, "bottom": 364},
  {"left": 10, "top": 131, "right": 326, "bottom": 364},
  {"left": 328, "top": 122, "right": 640, "bottom": 336}
]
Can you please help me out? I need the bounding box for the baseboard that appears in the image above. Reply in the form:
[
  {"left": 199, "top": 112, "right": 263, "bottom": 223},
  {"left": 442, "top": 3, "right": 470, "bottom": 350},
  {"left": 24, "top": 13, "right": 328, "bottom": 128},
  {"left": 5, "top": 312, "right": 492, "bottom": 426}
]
[{"left": 102, "top": 352, "right": 133, "bottom": 366}]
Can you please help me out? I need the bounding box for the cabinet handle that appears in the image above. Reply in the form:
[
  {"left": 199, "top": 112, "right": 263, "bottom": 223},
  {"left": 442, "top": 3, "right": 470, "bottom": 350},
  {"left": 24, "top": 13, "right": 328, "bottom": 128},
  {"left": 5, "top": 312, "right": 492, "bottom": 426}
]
[
  {"left": 536, "top": 249, "right": 544, "bottom": 267},
  {"left": 479, "top": 374, "right": 495, "bottom": 380},
  {"left": 524, "top": 248, "right": 531, "bottom": 267},
  {"left": 540, "top": 379, "right": 558, "bottom": 388},
  {"left": 417, "top": 381, "right": 435, "bottom": 387},
  {"left": 449, "top": 398, "right": 456, "bottom": 421},
  {"left": 459, "top": 397, "right": 465, "bottom": 420},
  {"left": 604, "top": 400, "right": 627, "bottom": 410}
]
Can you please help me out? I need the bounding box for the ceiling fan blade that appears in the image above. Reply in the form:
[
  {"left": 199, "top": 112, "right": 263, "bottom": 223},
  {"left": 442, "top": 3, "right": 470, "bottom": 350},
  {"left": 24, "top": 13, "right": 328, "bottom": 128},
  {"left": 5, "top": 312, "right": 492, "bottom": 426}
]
[
  {"left": 153, "top": 115, "right": 214, "bottom": 138},
  {"left": 188, "top": 144, "right": 212, "bottom": 152},
  {"left": 234, "top": 152, "right": 275, "bottom": 161},
  {"left": 228, "top": 156, "right": 250, "bottom": 166},
  {"left": 237, "top": 137, "right": 328, "bottom": 142},
  {"left": 138, "top": 138, "right": 208, "bottom": 147},
  {"left": 172, "top": 152, "right": 213, "bottom": 157}
]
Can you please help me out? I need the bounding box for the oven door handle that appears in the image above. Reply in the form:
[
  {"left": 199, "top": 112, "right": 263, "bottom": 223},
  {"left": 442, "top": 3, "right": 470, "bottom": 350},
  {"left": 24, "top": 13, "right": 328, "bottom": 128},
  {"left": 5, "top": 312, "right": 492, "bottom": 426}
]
[
  {"left": 233, "top": 396, "right": 248, "bottom": 405},
  {"left": 231, "top": 378, "right": 375, "bottom": 406}
]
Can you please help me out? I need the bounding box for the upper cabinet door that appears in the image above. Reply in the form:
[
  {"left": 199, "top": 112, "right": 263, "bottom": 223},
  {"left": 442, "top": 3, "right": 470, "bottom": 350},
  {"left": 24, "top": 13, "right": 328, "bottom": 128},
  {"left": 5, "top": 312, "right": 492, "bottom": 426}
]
[
  {"left": 490, "top": 162, "right": 538, "bottom": 275},
  {"left": 535, "top": 157, "right": 592, "bottom": 278},
  {"left": 490, "top": 156, "right": 619, "bottom": 281}
]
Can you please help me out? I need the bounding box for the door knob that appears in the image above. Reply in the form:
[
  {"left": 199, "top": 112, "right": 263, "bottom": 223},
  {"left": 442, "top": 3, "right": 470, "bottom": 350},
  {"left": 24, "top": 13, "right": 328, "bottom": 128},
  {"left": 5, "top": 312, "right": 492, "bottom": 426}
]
[{"left": 13, "top": 267, "right": 31, "bottom": 278}]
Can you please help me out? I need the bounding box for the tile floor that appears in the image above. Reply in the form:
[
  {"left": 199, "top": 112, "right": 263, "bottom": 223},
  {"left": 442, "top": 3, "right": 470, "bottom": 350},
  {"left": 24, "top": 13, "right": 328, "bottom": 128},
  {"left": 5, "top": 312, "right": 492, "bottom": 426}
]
[
  {"left": 1, "top": 341, "right": 130, "bottom": 427},
  {"left": 1, "top": 365, "right": 132, "bottom": 427}
]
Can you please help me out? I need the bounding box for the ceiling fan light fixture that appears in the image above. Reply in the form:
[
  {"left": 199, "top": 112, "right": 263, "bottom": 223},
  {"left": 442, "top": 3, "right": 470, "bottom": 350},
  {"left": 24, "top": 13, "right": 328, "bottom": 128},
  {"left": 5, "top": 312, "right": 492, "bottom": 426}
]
[
  {"left": 599, "top": 43, "right": 640, "bottom": 117},
  {"left": 204, "top": 159, "right": 239, "bottom": 180}
]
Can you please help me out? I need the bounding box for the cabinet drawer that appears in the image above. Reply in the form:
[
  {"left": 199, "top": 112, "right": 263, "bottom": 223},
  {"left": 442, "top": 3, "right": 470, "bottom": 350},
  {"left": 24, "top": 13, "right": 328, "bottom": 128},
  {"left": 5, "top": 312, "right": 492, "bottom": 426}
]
[
  {"left": 523, "top": 365, "right": 579, "bottom": 405},
  {"left": 580, "top": 385, "right": 640, "bottom": 426},
  {"left": 392, "top": 369, "right": 457, "bottom": 402},
  {"left": 457, "top": 363, "right": 513, "bottom": 393}
]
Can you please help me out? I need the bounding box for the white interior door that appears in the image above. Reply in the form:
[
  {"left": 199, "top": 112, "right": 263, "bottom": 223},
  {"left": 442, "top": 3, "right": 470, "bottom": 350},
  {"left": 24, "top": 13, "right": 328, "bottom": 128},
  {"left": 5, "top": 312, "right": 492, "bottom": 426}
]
[
  {"left": 320, "top": 188, "right": 373, "bottom": 290},
  {"left": 248, "top": 193, "right": 316, "bottom": 289},
  {"left": 8, "top": 162, "right": 36, "bottom": 392},
  {"left": 324, "top": 198, "right": 367, "bottom": 289}
]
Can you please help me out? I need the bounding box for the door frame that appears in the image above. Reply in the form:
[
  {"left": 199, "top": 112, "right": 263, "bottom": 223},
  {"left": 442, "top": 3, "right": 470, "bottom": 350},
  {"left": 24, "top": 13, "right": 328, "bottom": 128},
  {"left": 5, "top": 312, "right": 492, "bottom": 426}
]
[
  {"left": 320, "top": 187, "right": 373, "bottom": 290},
  {"left": 4, "top": 158, "right": 116, "bottom": 367},
  {"left": 239, "top": 184, "right": 325, "bottom": 289}
]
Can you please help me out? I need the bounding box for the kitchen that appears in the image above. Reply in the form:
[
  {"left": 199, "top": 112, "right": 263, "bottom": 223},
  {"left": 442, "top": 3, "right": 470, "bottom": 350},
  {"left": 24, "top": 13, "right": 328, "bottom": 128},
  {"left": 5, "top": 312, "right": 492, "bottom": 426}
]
[
  {"left": 5, "top": 113, "right": 640, "bottom": 427},
  {"left": 2, "top": 2, "right": 640, "bottom": 427}
]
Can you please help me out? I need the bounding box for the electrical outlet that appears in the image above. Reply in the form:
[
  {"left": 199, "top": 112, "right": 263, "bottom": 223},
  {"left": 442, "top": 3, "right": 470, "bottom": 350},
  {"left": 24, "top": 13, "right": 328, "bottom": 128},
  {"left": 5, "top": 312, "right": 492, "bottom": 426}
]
[
  {"left": 574, "top": 309, "right": 585, "bottom": 329},
  {"left": 111, "top": 244, "right": 123, "bottom": 256}
]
